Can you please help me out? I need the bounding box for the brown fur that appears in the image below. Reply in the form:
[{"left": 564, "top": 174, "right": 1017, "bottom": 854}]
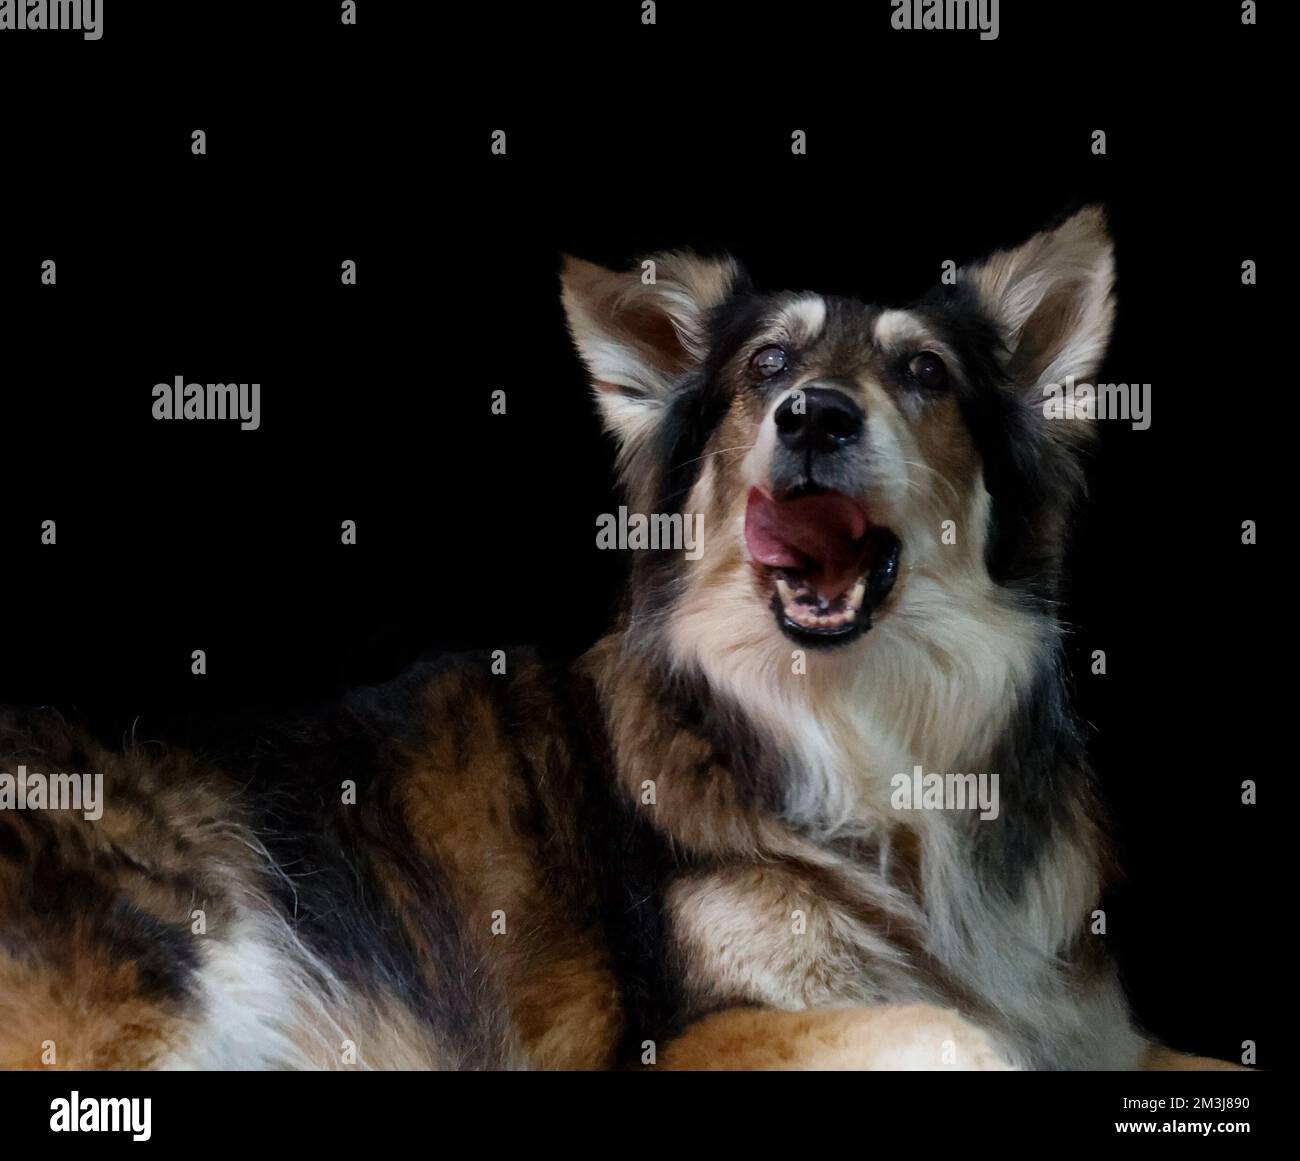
[
  {"left": 0, "top": 716, "right": 251, "bottom": 1069},
  {"left": 399, "top": 668, "right": 622, "bottom": 1068},
  {"left": 0, "top": 640, "right": 1245, "bottom": 1073},
  {"left": 0, "top": 947, "right": 186, "bottom": 1070}
]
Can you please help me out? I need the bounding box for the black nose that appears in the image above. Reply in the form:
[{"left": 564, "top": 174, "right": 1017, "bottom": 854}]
[{"left": 774, "top": 386, "right": 864, "bottom": 453}]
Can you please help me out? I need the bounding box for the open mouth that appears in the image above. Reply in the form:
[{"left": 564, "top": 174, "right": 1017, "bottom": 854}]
[{"left": 744, "top": 486, "right": 901, "bottom": 645}]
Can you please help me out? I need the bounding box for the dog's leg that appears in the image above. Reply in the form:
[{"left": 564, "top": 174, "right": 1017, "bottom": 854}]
[
  {"left": 1142, "top": 1045, "right": 1250, "bottom": 1071},
  {"left": 657, "top": 1004, "right": 1015, "bottom": 1071}
]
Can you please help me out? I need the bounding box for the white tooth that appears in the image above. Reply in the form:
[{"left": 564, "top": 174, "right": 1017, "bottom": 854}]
[
  {"left": 847, "top": 578, "right": 867, "bottom": 611},
  {"left": 776, "top": 577, "right": 796, "bottom": 607}
]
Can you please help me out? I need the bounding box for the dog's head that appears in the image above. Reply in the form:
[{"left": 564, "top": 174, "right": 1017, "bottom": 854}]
[{"left": 561, "top": 208, "right": 1114, "bottom": 667}]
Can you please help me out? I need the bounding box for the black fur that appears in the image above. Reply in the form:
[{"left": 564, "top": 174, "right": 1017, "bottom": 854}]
[
  {"left": 223, "top": 659, "right": 518, "bottom": 1069},
  {"left": 564, "top": 663, "right": 695, "bottom": 1065},
  {"left": 919, "top": 281, "right": 1090, "bottom": 602},
  {"left": 967, "top": 655, "right": 1094, "bottom": 895}
]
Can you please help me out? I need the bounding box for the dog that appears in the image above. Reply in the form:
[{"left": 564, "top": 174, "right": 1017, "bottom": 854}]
[{"left": 0, "top": 208, "right": 1223, "bottom": 1070}]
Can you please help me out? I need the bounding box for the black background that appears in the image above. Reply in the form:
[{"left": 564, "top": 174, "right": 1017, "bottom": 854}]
[{"left": 0, "top": 1, "right": 1279, "bottom": 1070}]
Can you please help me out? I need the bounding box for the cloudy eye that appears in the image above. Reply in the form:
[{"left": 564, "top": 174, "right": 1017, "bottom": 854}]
[
  {"left": 908, "top": 351, "right": 948, "bottom": 390},
  {"left": 751, "top": 345, "right": 787, "bottom": 378}
]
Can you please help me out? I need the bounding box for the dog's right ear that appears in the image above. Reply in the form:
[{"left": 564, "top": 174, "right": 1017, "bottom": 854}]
[{"left": 560, "top": 251, "right": 743, "bottom": 455}]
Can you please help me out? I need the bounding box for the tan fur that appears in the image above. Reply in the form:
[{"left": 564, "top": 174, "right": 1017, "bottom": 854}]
[
  {"left": 659, "top": 1004, "right": 1014, "bottom": 1070},
  {"left": 659, "top": 1009, "right": 1248, "bottom": 1072},
  {"left": 666, "top": 862, "right": 919, "bottom": 1013},
  {"left": 1142, "top": 1046, "right": 1250, "bottom": 1072}
]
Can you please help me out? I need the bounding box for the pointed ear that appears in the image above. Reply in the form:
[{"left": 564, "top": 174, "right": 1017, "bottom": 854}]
[
  {"left": 560, "top": 250, "right": 744, "bottom": 453},
  {"left": 960, "top": 206, "right": 1115, "bottom": 393}
]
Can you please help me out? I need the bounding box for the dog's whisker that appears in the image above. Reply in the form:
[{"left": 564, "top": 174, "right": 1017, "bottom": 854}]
[
  {"left": 898, "top": 457, "right": 964, "bottom": 510},
  {"left": 669, "top": 442, "right": 758, "bottom": 473}
]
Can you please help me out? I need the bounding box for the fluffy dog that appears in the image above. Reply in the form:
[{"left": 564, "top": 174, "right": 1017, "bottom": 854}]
[{"left": 0, "top": 208, "right": 1222, "bottom": 1070}]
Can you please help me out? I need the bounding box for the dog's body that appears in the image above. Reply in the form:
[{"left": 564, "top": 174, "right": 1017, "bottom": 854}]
[{"left": 0, "top": 210, "right": 1187, "bottom": 1070}]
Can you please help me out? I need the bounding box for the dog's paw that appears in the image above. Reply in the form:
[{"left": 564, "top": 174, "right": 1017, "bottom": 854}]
[
  {"left": 1142, "top": 1045, "right": 1251, "bottom": 1071},
  {"left": 658, "top": 1003, "right": 1016, "bottom": 1071},
  {"left": 859, "top": 1004, "right": 1016, "bottom": 1071}
]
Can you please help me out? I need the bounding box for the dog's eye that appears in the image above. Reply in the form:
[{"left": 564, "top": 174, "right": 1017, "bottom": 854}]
[
  {"left": 908, "top": 351, "right": 948, "bottom": 390},
  {"left": 751, "top": 345, "right": 787, "bottom": 378}
]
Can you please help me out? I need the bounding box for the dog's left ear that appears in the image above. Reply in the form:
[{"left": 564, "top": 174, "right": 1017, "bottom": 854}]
[
  {"left": 959, "top": 205, "right": 1115, "bottom": 394},
  {"left": 560, "top": 251, "right": 744, "bottom": 457}
]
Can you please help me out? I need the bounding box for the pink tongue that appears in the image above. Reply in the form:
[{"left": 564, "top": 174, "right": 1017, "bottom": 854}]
[{"left": 744, "top": 487, "right": 871, "bottom": 601}]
